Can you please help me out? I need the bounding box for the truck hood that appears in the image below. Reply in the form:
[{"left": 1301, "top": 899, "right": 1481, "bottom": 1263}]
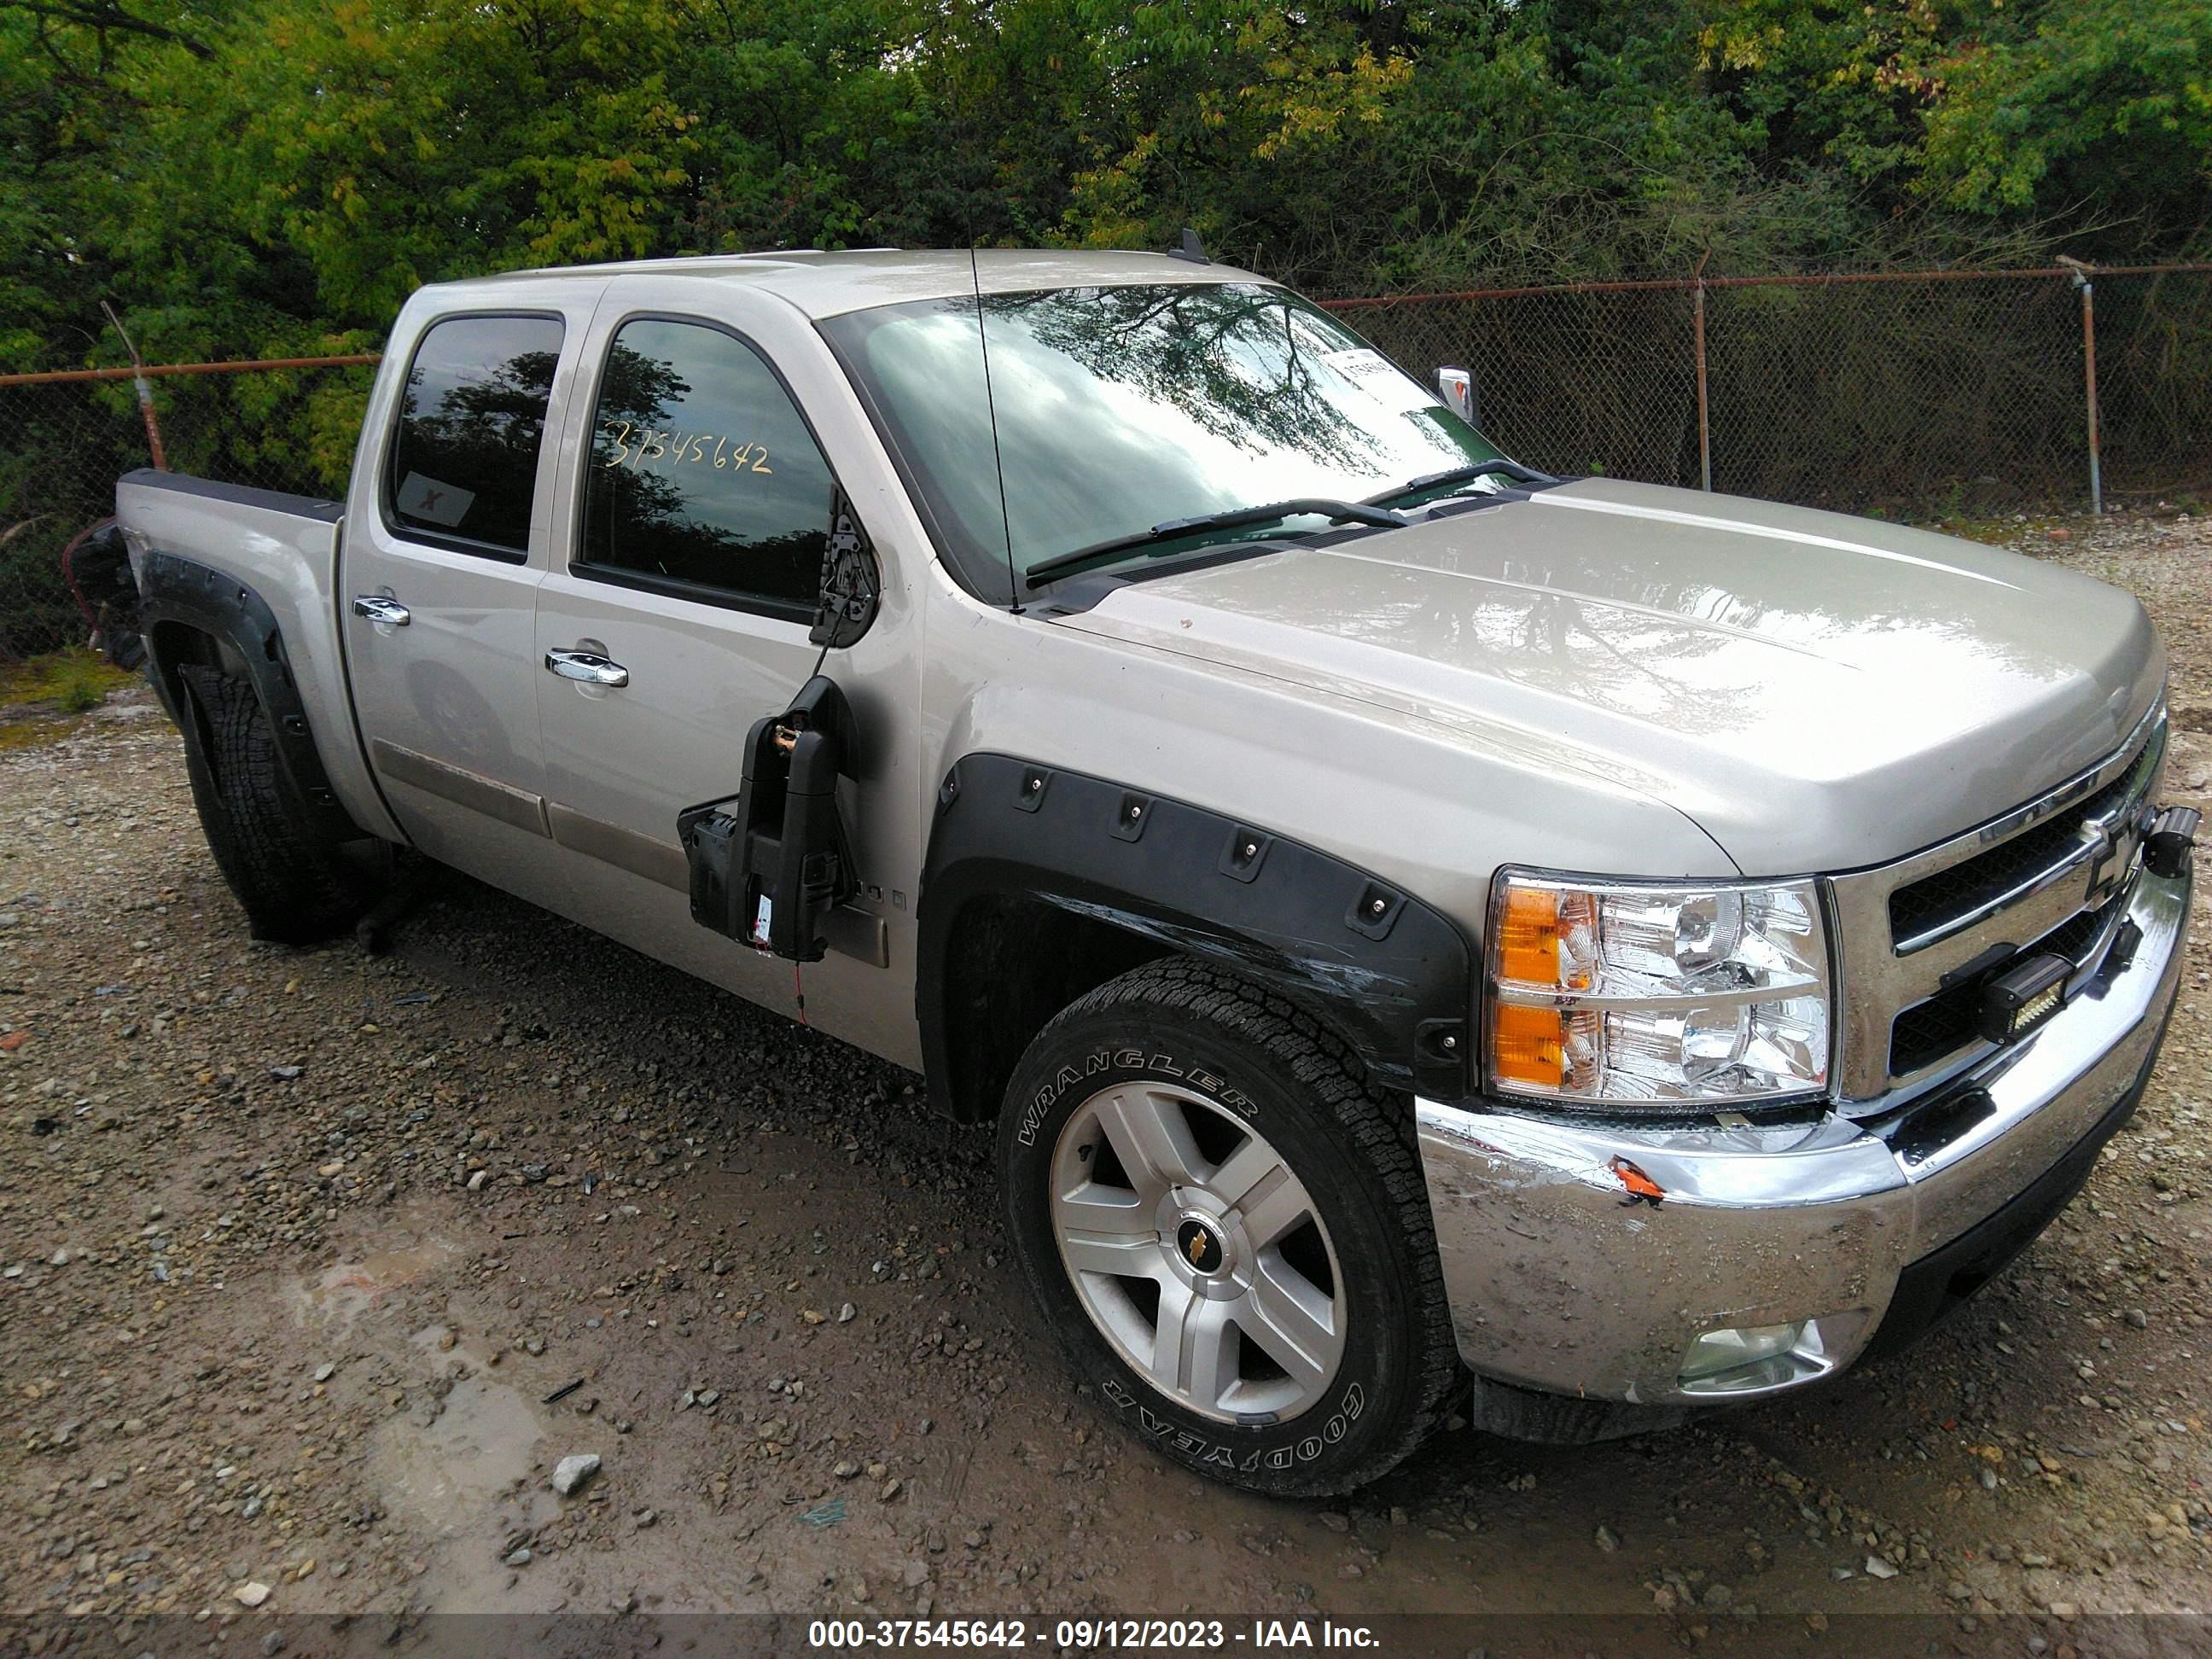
[{"left": 1053, "top": 478, "right": 2163, "bottom": 875}]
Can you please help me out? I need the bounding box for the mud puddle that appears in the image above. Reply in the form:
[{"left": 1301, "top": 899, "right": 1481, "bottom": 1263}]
[
  {"left": 369, "top": 1377, "right": 547, "bottom": 1535},
  {"left": 286, "top": 1205, "right": 464, "bottom": 1327}
]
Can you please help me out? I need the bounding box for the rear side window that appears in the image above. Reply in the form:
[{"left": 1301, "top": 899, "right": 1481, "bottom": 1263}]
[
  {"left": 387, "top": 314, "right": 566, "bottom": 556},
  {"left": 579, "top": 317, "right": 834, "bottom": 613}
]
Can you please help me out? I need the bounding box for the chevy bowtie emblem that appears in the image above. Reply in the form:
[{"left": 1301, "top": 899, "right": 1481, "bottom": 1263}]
[
  {"left": 1175, "top": 1219, "right": 1225, "bottom": 1273},
  {"left": 2083, "top": 815, "right": 2139, "bottom": 908}
]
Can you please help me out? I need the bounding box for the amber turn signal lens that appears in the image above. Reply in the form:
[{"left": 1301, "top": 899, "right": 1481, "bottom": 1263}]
[
  {"left": 1497, "top": 887, "right": 1562, "bottom": 985},
  {"left": 1496, "top": 884, "right": 1594, "bottom": 989},
  {"left": 1491, "top": 1004, "right": 1567, "bottom": 1087}
]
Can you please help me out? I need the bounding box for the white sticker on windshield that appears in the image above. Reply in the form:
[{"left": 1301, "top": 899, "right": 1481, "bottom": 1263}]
[
  {"left": 395, "top": 472, "right": 475, "bottom": 529},
  {"left": 1318, "top": 348, "right": 1435, "bottom": 414}
]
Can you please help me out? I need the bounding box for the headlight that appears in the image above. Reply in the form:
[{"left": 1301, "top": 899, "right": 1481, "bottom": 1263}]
[{"left": 1485, "top": 868, "right": 1831, "bottom": 1108}]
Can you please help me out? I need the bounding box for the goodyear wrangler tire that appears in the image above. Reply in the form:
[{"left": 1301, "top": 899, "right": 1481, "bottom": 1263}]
[
  {"left": 997, "top": 958, "right": 1460, "bottom": 1496},
  {"left": 175, "top": 666, "right": 384, "bottom": 945}
]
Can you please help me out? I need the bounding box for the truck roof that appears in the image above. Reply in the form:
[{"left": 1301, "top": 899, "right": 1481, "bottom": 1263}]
[{"left": 432, "top": 248, "right": 1270, "bottom": 321}]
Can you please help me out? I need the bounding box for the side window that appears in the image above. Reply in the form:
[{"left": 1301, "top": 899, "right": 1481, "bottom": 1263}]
[
  {"left": 580, "top": 318, "right": 834, "bottom": 612},
  {"left": 387, "top": 314, "right": 565, "bottom": 556}
]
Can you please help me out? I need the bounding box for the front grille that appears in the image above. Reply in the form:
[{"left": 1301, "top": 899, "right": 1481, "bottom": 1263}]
[
  {"left": 1887, "top": 898, "right": 2119, "bottom": 1075},
  {"left": 1829, "top": 701, "right": 2165, "bottom": 1103},
  {"left": 1887, "top": 987, "right": 1982, "bottom": 1078},
  {"left": 1889, "top": 765, "right": 2139, "bottom": 946}
]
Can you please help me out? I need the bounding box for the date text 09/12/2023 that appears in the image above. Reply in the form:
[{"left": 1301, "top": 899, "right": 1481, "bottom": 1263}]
[{"left": 806, "top": 1619, "right": 1384, "bottom": 1650}]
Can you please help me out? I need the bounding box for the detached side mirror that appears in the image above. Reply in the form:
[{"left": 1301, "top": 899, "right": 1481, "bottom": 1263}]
[
  {"left": 811, "top": 485, "right": 881, "bottom": 649},
  {"left": 1436, "top": 365, "right": 1475, "bottom": 425},
  {"left": 678, "top": 675, "right": 859, "bottom": 963}
]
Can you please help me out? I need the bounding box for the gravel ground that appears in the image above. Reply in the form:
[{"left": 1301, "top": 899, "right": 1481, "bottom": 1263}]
[{"left": 2, "top": 509, "right": 2209, "bottom": 1644}]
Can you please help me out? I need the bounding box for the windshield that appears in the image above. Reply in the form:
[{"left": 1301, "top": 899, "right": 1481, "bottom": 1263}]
[{"left": 821, "top": 282, "right": 1505, "bottom": 594}]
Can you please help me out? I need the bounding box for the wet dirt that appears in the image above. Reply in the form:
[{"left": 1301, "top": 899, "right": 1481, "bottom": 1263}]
[
  {"left": 288, "top": 1208, "right": 463, "bottom": 1327},
  {"left": 367, "top": 1377, "right": 546, "bottom": 1538}
]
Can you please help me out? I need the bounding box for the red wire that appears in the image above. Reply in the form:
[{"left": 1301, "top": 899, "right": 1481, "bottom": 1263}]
[{"left": 58, "top": 515, "right": 118, "bottom": 631}]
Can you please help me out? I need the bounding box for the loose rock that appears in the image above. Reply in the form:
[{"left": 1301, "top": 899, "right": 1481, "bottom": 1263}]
[{"left": 552, "top": 1454, "right": 601, "bottom": 1496}]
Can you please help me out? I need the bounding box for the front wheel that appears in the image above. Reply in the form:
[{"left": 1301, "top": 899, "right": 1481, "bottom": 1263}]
[{"left": 997, "top": 960, "right": 1460, "bottom": 1496}]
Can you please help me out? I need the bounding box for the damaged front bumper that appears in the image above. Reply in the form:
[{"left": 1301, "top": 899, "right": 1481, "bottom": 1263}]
[{"left": 1414, "top": 859, "right": 2189, "bottom": 1409}]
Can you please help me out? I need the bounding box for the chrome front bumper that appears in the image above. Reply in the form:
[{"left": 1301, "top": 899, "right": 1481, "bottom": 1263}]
[{"left": 1414, "top": 861, "right": 2189, "bottom": 1407}]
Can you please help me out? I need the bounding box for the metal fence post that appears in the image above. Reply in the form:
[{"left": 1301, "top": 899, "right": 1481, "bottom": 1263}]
[
  {"left": 1692, "top": 255, "right": 1713, "bottom": 491},
  {"left": 100, "top": 301, "right": 167, "bottom": 472},
  {"left": 2058, "top": 258, "right": 2101, "bottom": 515}
]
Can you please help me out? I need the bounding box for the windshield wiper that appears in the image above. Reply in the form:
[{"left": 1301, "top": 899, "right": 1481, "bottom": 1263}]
[
  {"left": 1023, "top": 498, "right": 1406, "bottom": 588},
  {"left": 1362, "top": 457, "right": 1556, "bottom": 506}
]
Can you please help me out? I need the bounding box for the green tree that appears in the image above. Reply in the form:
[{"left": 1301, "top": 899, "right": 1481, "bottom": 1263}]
[
  {"left": 3, "top": 0, "right": 2206, "bottom": 371},
  {"left": 1918, "top": 0, "right": 2210, "bottom": 247}
]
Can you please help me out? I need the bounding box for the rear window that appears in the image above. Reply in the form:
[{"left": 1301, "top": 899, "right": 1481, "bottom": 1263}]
[{"left": 387, "top": 313, "right": 566, "bottom": 556}]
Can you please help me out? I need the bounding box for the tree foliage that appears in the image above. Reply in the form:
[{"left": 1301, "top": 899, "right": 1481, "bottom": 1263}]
[{"left": 3, "top": 0, "right": 2206, "bottom": 375}]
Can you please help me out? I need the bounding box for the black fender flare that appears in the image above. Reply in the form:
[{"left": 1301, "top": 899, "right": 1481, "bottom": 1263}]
[
  {"left": 917, "top": 753, "right": 1475, "bottom": 1119},
  {"left": 137, "top": 548, "right": 364, "bottom": 845}
]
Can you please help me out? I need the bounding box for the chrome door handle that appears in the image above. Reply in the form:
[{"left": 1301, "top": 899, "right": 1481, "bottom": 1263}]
[
  {"left": 352, "top": 595, "right": 410, "bottom": 626},
  {"left": 544, "top": 648, "right": 629, "bottom": 689}
]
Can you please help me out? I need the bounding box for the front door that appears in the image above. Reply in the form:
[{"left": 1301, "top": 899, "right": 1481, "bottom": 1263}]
[
  {"left": 530, "top": 305, "right": 920, "bottom": 1061},
  {"left": 344, "top": 308, "right": 577, "bottom": 887}
]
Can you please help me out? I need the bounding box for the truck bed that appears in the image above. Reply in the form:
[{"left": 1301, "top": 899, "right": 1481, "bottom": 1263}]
[{"left": 114, "top": 468, "right": 400, "bottom": 843}]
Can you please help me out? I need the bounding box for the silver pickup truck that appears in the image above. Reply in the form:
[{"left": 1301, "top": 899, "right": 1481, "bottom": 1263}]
[{"left": 116, "top": 248, "right": 2197, "bottom": 1496}]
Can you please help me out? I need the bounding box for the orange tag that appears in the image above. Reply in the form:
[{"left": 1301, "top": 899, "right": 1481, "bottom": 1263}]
[{"left": 1609, "top": 1156, "right": 1665, "bottom": 1204}]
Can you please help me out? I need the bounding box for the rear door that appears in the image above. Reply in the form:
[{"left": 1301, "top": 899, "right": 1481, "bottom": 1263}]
[
  {"left": 529, "top": 286, "right": 924, "bottom": 1062},
  {"left": 343, "top": 295, "right": 596, "bottom": 884}
]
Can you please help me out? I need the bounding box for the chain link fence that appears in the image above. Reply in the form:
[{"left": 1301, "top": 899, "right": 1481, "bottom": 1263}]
[
  {"left": 0, "top": 358, "right": 377, "bottom": 661},
  {"left": 4, "top": 264, "right": 2210, "bottom": 661},
  {"left": 1323, "top": 264, "right": 2212, "bottom": 515}
]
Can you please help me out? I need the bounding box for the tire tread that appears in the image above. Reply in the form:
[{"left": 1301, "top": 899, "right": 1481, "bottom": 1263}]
[{"left": 177, "top": 666, "right": 370, "bottom": 944}]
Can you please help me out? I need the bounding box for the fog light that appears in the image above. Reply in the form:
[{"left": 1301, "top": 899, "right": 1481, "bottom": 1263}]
[
  {"left": 1680, "top": 1322, "right": 1807, "bottom": 1382},
  {"left": 1678, "top": 1314, "right": 1861, "bottom": 1397}
]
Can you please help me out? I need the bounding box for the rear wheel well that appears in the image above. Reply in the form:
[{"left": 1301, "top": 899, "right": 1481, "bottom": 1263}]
[
  {"left": 146, "top": 619, "right": 236, "bottom": 707},
  {"left": 148, "top": 616, "right": 225, "bottom": 668},
  {"left": 934, "top": 895, "right": 1167, "bottom": 1122},
  {"left": 144, "top": 620, "right": 221, "bottom": 739}
]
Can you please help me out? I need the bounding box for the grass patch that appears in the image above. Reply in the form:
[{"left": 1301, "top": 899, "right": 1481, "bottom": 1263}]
[
  {"left": 0, "top": 648, "right": 134, "bottom": 709},
  {"left": 52, "top": 655, "right": 105, "bottom": 713},
  {"left": 0, "top": 715, "right": 86, "bottom": 754},
  {"left": 0, "top": 648, "right": 138, "bottom": 748},
  {"left": 1923, "top": 512, "right": 2087, "bottom": 547}
]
